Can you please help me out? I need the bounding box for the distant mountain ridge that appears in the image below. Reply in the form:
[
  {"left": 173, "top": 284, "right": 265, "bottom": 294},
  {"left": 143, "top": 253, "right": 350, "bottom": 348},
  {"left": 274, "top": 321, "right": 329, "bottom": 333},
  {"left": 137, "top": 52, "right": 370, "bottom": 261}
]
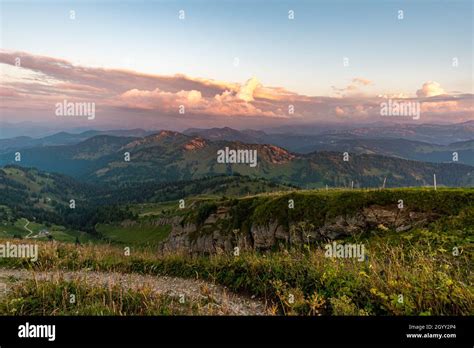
[
  {"left": 267, "top": 121, "right": 474, "bottom": 144},
  {"left": 0, "top": 129, "right": 156, "bottom": 154},
  {"left": 1, "top": 130, "right": 472, "bottom": 188},
  {"left": 182, "top": 127, "right": 474, "bottom": 165},
  {"left": 3, "top": 122, "right": 473, "bottom": 161}
]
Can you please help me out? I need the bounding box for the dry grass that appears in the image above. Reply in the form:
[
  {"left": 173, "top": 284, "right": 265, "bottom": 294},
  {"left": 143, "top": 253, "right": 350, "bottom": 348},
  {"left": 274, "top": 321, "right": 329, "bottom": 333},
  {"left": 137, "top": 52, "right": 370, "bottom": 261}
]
[
  {"left": 0, "top": 233, "right": 472, "bottom": 315},
  {"left": 0, "top": 274, "right": 230, "bottom": 316}
]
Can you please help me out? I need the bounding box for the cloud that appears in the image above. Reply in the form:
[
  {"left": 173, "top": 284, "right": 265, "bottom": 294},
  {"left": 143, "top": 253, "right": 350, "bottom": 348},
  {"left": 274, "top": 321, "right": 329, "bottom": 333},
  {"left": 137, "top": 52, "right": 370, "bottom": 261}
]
[
  {"left": 0, "top": 86, "right": 19, "bottom": 97},
  {"left": 352, "top": 78, "right": 373, "bottom": 86},
  {"left": 54, "top": 82, "right": 106, "bottom": 93},
  {"left": 416, "top": 81, "right": 445, "bottom": 98},
  {"left": 117, "top": 88, "right": 203, "bottom": 111},
  {"left": 0, "top": 51, "right": 295, "bottom": 118},
  {"left": 116, "top": 86, "right": 278, "bottom": 117},
  {"left": 236, "top": 77, "right": 261, "bottom": 102},
  {"left": 0, "top": 50, "right": 472, "bottom": 125},
  {"left": 377, "top": 93, "right": 410, "bottom": 99},
  {"left": 332, "top": 77, "right": 373, "bottom": 96},
  {"left": 335, "top": 106, "right": 345, "bottom": 116},
  {"left": 420, "top": 97, "right": 473, "bottom": 114}
]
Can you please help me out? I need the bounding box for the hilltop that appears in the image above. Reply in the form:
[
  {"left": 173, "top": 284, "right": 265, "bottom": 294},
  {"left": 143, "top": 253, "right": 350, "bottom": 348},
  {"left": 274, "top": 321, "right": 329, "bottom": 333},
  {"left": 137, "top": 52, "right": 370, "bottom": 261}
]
[
  {"left": 0, "top": 187, "right": 471, "bottom": 316},
  {"left": 149, "top": 188, "right": 474, "bottom": 254}
]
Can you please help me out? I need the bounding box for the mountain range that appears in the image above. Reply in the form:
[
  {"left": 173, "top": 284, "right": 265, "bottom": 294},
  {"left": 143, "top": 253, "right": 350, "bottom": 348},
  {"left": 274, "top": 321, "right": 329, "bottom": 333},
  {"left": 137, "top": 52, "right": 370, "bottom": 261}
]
[
  {"left": 265, "top": 120, "right": 474, "bottom": 143},
  {"left": 184, "top": 126, "right": 474, "bottom": 165},
  {"left": 0, "top": 129, "right": 156, "bottom": 154},
  {"left": 2, "top": 122, "right": 473, "bottom": 166},
  {"left": 1, "top": 129, "right": 472, "bottom": 188}
]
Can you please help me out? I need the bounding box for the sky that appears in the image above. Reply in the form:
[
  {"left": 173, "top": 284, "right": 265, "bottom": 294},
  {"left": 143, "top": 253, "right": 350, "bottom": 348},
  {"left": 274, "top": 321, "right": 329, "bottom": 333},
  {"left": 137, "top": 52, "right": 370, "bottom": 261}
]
[{"left": 0, "top": 0, "right": 473, "bottom": 132}]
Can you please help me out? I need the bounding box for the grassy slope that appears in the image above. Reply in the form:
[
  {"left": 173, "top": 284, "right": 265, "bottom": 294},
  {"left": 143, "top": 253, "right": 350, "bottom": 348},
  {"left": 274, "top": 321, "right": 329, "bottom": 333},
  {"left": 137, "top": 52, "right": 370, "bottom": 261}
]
[
  {"left": 0, "top": 222, "right": 471, "bottom": 316},
  {"left": 96, "top": 223, "right": 171, "bottom": 247},
  {"left": 0, "top": 167, "right": 292, "bottom": 246},
  {"left": 0, "top": 188, "right": 472, "bottom": 316},
  {"left": 0, "top": 218, "right": 95, "bottom": 243},
  {"left": 176, "top": 188, "right": 474, "bottom": 243}
]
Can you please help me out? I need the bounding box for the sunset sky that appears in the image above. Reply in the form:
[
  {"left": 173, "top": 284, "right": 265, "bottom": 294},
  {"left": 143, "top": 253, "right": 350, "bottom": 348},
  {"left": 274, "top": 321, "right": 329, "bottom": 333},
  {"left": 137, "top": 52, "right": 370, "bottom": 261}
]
[{"left": 0, "top": 0, "right": 472, "bottom": 131}]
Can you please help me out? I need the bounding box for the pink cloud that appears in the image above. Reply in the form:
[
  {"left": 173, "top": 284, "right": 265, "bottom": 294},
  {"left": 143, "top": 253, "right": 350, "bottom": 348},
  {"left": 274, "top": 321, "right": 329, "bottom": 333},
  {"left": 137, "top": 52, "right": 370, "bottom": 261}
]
[
  {"left": 416, "top": 81, "right": 445, "bottom": 98},
  {"left": 0, "top": 86, "right": 19, "bottom": 97},
  {"left": 331, "top": 77, "right": 373, "bottom": 97},
  {"left": 0, "top": 50, "right": 472, "bottom": 124},
  {"left": 116, "top": 86, "right": 278, "bottom": 117},
  {"left": 352, "top": 78, "right": 373, "bottom": 86}
]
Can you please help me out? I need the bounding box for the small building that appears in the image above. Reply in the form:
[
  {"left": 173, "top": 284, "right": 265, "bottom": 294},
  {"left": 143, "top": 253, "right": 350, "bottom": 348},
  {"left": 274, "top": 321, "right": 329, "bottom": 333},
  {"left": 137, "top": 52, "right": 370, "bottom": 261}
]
[{"left": 38, "top": 229, "right": 50, "bottom": 237}]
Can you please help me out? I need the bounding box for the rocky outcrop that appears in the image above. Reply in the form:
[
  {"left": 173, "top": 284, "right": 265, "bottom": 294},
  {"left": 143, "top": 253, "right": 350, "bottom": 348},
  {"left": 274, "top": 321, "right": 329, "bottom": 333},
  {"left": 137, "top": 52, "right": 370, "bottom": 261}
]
[
  {"left": 183, "top": 137, "right": 208, "bottom": 151},
  {"left": 158, "top": 205, "right": 437, "bottom": 255},
  {"left": 250, "top": 222, "right": 278, "bottom": 249},
  {"left": 160, "top": 221, "right": 196, "bottom": 253},
  {"left": 261, "top": 145, "right": 295, "bottom": 164}
]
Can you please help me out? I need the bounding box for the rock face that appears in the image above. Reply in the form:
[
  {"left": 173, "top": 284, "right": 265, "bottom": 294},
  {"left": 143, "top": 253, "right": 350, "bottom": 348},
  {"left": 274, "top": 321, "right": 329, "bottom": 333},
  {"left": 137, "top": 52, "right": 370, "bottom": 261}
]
[
  {"left": 158, "top": 204, "right": 436, "bottom": 255},
  {"left": 183, "top": 137, "right": 207, "bottom": 151}
]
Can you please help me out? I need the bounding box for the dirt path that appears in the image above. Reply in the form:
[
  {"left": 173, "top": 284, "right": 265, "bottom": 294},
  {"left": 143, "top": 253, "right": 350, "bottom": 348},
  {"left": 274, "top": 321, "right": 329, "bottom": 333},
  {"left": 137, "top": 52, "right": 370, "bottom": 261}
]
[
  {"left": 0, "top": 268, "right": 269, "bottom": 315},
  {"left": 23, "top": 219, "right": 33, "bottom": 238}
]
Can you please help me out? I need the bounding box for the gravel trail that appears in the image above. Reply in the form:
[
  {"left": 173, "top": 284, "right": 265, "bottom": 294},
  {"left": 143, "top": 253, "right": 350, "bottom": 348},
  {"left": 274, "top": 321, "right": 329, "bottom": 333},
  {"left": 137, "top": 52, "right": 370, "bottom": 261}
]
[{"left": 0, "top": 268, "right": 269, "bottom": 315}]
